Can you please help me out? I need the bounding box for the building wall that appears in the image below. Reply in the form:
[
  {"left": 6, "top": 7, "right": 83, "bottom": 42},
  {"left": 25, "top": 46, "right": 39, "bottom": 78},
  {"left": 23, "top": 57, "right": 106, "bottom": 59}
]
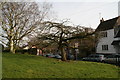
[
  {"left": 114, "top": 45, "right": 120, "bottom": 53},
  {"left": 113, "top": 37, "right": 120, "bottom": 53},
  {"left": 96, "top": 29, "right": 116, "bottom": 54}
]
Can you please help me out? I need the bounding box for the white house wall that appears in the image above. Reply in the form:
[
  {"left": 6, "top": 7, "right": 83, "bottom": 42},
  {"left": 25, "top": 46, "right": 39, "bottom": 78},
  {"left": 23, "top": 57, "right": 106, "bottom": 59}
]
[
  {"left": 113, "top": 38, "right": 120, "bottom": 53},
  {"left": 96, "top": 29, "right": 116, "bottom": 54},
  {"left": 114, "top": 46, "right": 120, "bottom": 53}
]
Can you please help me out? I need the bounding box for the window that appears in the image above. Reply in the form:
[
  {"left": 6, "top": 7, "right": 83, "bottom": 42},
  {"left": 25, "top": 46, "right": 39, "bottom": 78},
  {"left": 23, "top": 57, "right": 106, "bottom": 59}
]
[
  {"left": 103, "top": 31, "right": 107, "bottom": 37},
  {"left": 102, "top": 45, "right": 108, "bottom": 50},
  {"left": 100, "top": 31, "right": 107, "bottom": 38}
]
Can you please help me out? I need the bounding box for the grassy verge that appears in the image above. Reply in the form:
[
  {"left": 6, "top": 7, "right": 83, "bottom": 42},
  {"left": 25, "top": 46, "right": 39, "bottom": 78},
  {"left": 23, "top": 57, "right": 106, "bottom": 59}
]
[{"left": 2, "top": 53, "right": 119, "bottom": 78}]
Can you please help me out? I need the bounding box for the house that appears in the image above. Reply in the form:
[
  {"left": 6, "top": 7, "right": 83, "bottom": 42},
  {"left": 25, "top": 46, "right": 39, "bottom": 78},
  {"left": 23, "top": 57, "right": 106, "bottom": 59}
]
[
  {"left": 69, "top": 27, "right": 95, "bottom": 58},
  {"left": 95, "top": 16, "right": 120, "bottom": 55}
]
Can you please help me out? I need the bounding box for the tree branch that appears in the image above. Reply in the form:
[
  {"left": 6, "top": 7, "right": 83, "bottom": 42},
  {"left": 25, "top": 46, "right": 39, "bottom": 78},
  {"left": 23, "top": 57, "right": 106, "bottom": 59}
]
[{"left": 63, "top": 32, "right": 95, "bottom": 41}]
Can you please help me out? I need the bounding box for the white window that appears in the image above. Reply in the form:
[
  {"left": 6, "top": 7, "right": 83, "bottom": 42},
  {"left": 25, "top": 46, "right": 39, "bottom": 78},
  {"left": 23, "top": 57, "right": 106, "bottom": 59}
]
[{"left": 102, "top": 45, "right": 108, "bottom": 50}]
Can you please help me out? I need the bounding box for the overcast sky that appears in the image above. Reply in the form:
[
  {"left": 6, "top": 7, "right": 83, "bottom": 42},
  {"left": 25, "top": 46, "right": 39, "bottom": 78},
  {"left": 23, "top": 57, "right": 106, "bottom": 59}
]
[
  {"left": 36, "top": 0, "right": 119, "bottom": 29},
  {"left": 1, "top": 0, "right": 119, "bottom": 29},
  {"left": 0, "top": 0, "right": 119, "bottom": 45}
]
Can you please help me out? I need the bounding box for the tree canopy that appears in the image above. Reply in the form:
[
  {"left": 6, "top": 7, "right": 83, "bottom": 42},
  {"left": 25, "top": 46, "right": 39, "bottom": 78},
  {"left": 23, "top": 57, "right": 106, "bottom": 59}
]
[{"left": 0, "top": 2, "right": 52, "bottom": 53}]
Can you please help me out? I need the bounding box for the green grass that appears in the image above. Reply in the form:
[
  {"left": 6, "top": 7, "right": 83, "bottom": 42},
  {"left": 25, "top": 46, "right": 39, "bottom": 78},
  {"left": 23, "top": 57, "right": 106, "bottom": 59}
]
[{"left": 2, "top": 52, "right": 119, "bottom": 78}]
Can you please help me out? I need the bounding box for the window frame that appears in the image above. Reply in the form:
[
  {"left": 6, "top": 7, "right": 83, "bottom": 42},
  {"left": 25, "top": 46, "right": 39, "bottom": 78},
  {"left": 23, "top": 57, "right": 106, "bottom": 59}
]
[
  {"left": 102, "top": 45, "right": 108, "bottom": 51},
  {"left": 100, "top": 31, "right": 107, "bottom": 38}
]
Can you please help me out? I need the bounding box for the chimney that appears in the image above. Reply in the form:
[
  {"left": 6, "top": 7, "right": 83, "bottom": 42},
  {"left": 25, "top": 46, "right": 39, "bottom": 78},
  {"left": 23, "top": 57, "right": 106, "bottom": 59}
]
[{"left": 100, "top": 18, "right": 104, "bottom": 23}]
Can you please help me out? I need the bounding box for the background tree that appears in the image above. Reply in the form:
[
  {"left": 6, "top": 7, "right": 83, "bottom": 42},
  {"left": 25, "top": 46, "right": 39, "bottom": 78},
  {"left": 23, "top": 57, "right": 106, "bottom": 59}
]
[
  {"left": 68, "top": 27, "right": 95, "bottom": 59},
  {"left": 27, "top": 35, "right": 56, "bottom": 54},
  {"left": 37, "top": 21, "right": 70, "bottom": 61},
  {"left": 35, "top": 21, "right": 91, "bottom": 61},
  {"left": 0, "top": 2, "right": 52, "bottom": 53}
]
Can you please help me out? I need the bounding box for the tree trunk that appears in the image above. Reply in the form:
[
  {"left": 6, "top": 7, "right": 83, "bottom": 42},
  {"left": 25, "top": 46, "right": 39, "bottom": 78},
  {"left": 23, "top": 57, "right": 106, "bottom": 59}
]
[
  {"left": 73, "top": 49, "right": 77, "bottom": 60},
  {"left": 10, "top": 39, "right": 16, "bottom": 54},
  {"left": 60, "top": 47, "right": 67, "bottom": 61}
]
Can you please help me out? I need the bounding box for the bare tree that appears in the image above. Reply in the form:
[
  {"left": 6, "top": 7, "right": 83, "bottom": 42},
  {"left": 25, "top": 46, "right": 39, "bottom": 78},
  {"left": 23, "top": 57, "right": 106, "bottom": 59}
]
[
  {"left": 37, "top": 21, "right": 90, "bottom": 61},
  {"left": 0, "top": 2, "right": 52, "bottom": 53}
]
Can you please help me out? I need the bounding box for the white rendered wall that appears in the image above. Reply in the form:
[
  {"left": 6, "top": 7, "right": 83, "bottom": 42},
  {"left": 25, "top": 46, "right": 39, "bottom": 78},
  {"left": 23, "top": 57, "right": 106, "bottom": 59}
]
[{"left": 96, "top": 29, "right": 116, "bottom": 54}]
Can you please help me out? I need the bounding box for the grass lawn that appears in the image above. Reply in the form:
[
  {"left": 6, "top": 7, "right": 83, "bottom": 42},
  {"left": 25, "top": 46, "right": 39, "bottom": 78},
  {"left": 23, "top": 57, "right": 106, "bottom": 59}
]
[{"left": 2, "top": 52, "right": 120, "bottom": 78}]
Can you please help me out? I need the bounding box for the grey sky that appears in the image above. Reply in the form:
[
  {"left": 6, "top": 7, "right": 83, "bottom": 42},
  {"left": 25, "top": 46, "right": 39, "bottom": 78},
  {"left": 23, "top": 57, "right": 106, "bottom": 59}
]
[
  {"left": 52, "top": 2, "right": 118, "bottom": 29},
  {"left": 1, "top": 0, "right": 119, "bottom": 29},
  {"left": 36, "top": 0, "right": 119, "bottom": 29}
]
